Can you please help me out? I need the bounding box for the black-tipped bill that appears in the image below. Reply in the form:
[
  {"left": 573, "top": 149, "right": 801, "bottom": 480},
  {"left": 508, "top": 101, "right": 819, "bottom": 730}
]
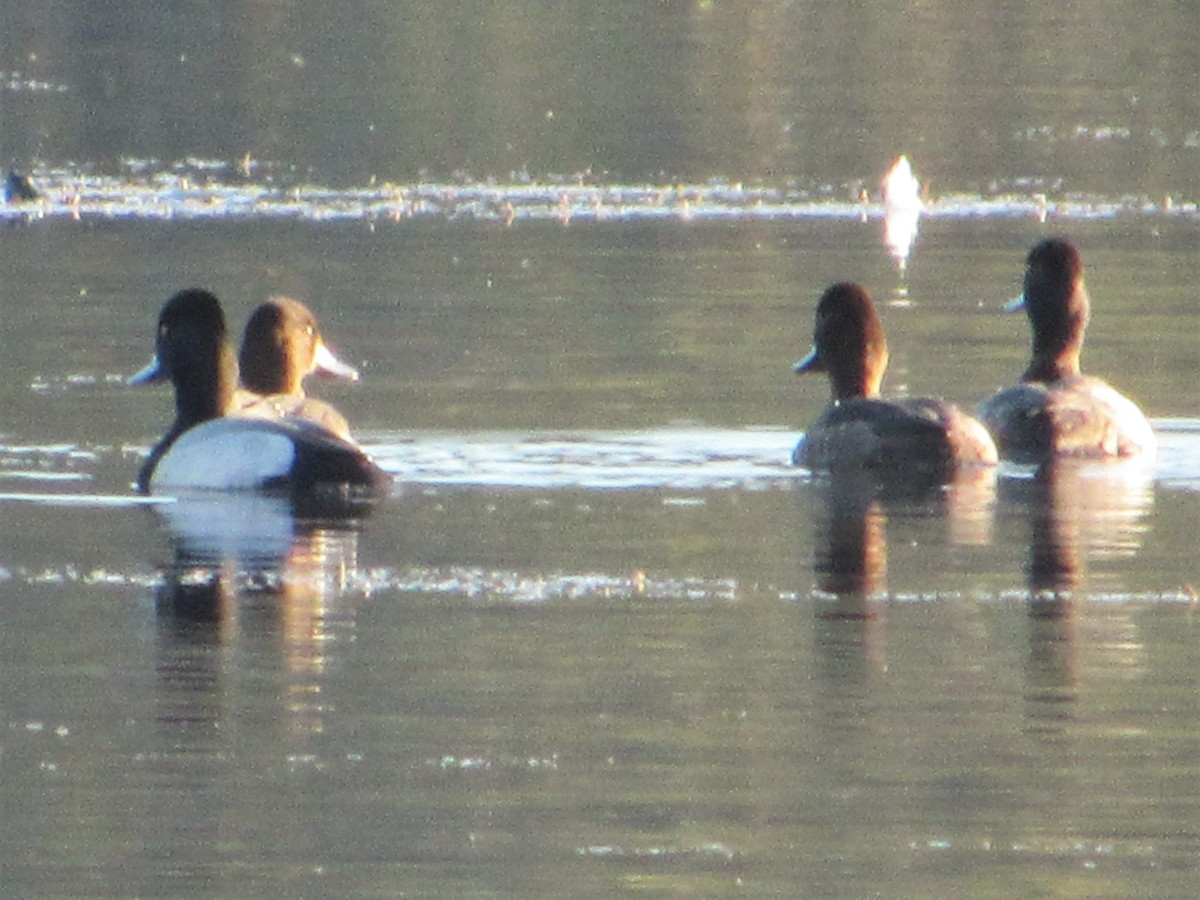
[
  {"left": 128, "top": 356, "right": 166, "bottom": 385},
  {"left": 312, "top": 341, "right": 360, "bottom": 381},
  {"left": 793, "top": 345, "right": 822, "bottom": 374}
]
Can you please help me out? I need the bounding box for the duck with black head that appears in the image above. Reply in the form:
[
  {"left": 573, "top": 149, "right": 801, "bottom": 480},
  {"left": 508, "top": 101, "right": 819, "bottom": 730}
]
[
  {"left": 129, "top": 289, "right": 390, "bottom": 499},
  {"left": 977, "top": 237, "right": 1155, "bottom": 464},
  {"left": 235, "top": 296, "right": 361, "bottom": 440},
  {"left": 4, "top": 169, "right": 38, "bottom": 203},
  {"left": 793, "top": 282, "right": 997, "bottom": 483}
]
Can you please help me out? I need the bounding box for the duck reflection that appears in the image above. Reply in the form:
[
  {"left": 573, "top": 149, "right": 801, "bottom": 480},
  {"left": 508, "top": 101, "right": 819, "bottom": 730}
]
[
  {"left": 139, "top": 494, "right": 369, "bottom": 894},
  {"left": 812, "top": 471, "right": 888, "bottom": 612},
  {"left": 152, "top": 492, "right": 368, "bottom": 714},
  {"left": 1007, "top": 461, "right": 1153, "bottom": 728},
  {"left": 811, "top": 467, "right": 996, "bottom": 679},
  {"left": 1006, "top": 460, "right": 1153, "bottom": 606}
]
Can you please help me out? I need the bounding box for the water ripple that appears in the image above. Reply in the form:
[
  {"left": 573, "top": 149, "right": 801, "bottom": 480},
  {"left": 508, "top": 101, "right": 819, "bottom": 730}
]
[{"left": 355, "top": 565, "right": 740, "bottom": 604}]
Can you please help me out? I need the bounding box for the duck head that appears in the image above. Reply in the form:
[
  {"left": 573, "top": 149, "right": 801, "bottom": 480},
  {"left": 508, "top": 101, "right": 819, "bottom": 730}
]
[
  {"left": 129, "top": 288, "right": 239, "bottom": 427},
  {"left": 238, "top": 297, "right": 359, "bottom": 396},
  {"left": 794, "top": 282, "right": 889, "bottom": 401},
  {"left": 1012, "top": 237, "right": 1089, "bottom": 383}
]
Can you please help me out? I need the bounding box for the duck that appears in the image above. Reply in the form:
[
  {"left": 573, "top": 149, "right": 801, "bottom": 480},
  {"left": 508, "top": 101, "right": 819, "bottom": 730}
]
[
  {"left": 4, "top": 169, "right": 38, "bottom": 203},
  {"left": 234, "top": 296, "right": 360, "bottom": 440},
  {"left": 977, "top": 237, "right": 1155, "bottom": 463},
  {"left": 128, "top": 288, "right": 391, "bottom": 499},
  {"left": 793, "top": 282, "right": 997, "bottom": 480}
]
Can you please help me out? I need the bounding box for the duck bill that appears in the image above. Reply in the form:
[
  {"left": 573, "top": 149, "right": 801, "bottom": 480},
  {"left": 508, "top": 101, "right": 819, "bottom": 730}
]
[
  {"left": 793, "top": 345, "right": 823, "bottom": 374},
  {"left": 128, "top": 355, "right": 167, "bottom": 385},
  {"left": 312, "top": 341, "right": 360, "bottom": 382},
  {"left": 1003, "top": 293, "right": 1027, "bottom": 312}
]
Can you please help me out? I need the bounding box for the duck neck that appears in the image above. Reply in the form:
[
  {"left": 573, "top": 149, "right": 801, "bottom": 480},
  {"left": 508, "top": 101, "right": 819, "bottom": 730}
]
[
  {"left": 239, "top": 333, "right": 294, "bottom": 394},
  {"left": 175, "top": 342, "right": 239, "bottom": 427},
  {"left": 1022, "top": 347, "right": 1081, "bottom": 383},
  {"left": 1022, "top": 308, "right": 1084, "bottom": 382},
  {"left": 1022, "top": 267, "right": 1087, "bottom": 383},
  {"left": 830, "top": 354, "right": 885, "bottom": 402},
  {"left": 830, "top": 373, "right": 882, "bottom": 402}
]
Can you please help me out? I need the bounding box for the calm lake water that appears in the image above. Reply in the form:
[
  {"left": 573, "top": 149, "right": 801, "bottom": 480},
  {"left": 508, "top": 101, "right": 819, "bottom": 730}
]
[{"left": 5, "top": 4, "right": 1200, "bottom": 898}]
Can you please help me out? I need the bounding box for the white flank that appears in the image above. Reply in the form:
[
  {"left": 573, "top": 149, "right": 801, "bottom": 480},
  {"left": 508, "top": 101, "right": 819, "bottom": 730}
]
[{"left": 151, "top": 419, "right": 297, "bottom": 491}]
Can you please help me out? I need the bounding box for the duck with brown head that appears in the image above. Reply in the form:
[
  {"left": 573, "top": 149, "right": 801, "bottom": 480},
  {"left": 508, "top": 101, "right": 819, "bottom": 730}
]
[
  {"left": 977, "top": 238, "right": 1155, "bottom": 464},
  {"left": 235, "top": 296, "right": 361, "bottom": 441},
  {"left": 793, "top": 282, "right": 997, "bottom": 484}
]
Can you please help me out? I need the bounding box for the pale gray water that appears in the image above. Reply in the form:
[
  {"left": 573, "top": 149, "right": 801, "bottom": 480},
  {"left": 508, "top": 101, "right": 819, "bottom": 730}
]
[{"left": 6, "top": 4, "right": 1200, "bottom": 899}]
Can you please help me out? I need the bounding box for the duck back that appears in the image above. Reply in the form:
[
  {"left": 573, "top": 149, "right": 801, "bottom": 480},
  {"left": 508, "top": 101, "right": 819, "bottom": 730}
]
[
  {"left": 796, "top": 397, "right": 997, "bottom": 479},
  {"left": 234, "top": 391, "right": 353, "bottom": 441},
  {"left": 978, "top": 375, "right": 1155, "bottom": 463}
]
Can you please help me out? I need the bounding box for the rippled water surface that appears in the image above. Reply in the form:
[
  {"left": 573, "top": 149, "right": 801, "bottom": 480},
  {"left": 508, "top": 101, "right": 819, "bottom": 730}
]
[{"left": 6, "top": 4, "right": 1200, "bottom": 898}]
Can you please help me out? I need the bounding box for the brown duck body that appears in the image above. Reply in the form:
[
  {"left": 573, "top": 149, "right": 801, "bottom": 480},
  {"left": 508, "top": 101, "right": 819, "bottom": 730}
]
[
  {"left": 797, "top": 395, "right": 997, "bottom": 477},
  {"left": 793, "top": 282, "right": 997, "bottom": 482}
]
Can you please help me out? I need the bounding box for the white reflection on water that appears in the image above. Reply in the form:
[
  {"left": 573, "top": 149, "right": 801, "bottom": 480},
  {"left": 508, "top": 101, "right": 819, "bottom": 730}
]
[
  {"left": 352, "top": 565, "right": 739, "bottom": 605},
  {"left": 0, "top": 491, "right": 162, "bottom": 506},
  {"left": 367, "top": 427, "right": 802, "bottom": 490},
  {"left": 0, "top": 442, "right": 105, "bottom": 485},
  {"left": 2, "top": 163, "right": 1194, "bottom": 226},
  {"left": 1144, "top": 418, "right": 1200, "bottom": 491},
  {"left": 881, "top": 154, "right": 923, "bottom": 274}
]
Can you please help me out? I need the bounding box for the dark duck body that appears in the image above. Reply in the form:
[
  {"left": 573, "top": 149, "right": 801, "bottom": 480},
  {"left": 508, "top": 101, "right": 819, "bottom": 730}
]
[{"left": 4, "top": 169, "right": 38, "bottom": 202}]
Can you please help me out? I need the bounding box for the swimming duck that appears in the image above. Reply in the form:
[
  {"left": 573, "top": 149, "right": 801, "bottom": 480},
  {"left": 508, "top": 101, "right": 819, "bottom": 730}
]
[
  {"left": 977, "top": 238, "right": 1155, "bottom": 463},
  {"left": 235, "top": 296, "right": 359, "bottom": 440},
  {"left": 129, "top": 288, "right": 390, "bottom": 498},
  {"left": 793, "top": 282, "right": 997, "bottom": 480},
  {"left": 4, "top": 169, "right": 38, "bottom": 203}
]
